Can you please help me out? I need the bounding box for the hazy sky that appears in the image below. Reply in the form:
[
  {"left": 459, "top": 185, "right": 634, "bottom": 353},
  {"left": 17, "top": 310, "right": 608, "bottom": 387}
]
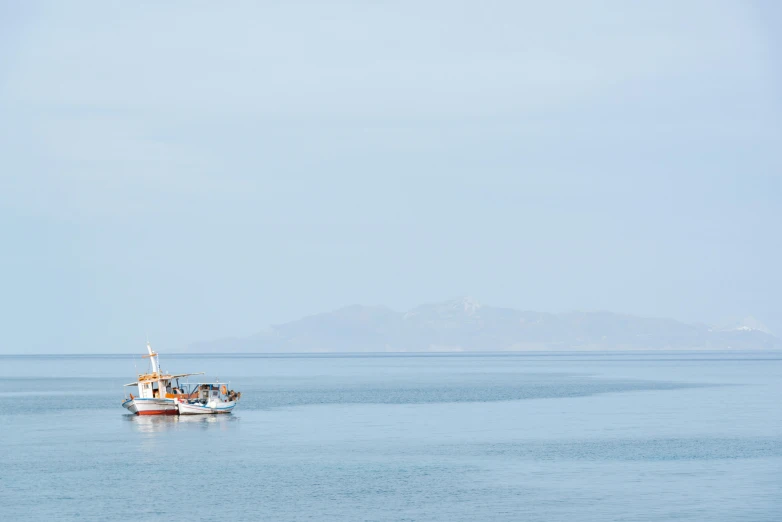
[{"left": 1, "top": 1, "right": 781, "bottom": 353}]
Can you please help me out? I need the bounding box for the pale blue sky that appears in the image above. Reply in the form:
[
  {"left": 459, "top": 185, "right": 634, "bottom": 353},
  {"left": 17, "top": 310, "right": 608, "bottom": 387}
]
[{"left": 1, "top": 1, "right": 781, "bottom": 353}]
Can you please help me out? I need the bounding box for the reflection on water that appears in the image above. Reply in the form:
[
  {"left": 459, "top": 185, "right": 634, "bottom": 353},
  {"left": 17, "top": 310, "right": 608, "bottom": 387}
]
[{"left": 124, "top": 413, "right": 239, "bottom": 433}]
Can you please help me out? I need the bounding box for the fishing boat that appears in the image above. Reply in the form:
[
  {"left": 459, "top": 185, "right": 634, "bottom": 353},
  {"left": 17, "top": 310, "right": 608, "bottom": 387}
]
[
  {"left": 122, "top": 342, "right": 240, "bottom": 415},
  {"left": 176, "top": 383, "right": 240, "bottom": 414}
]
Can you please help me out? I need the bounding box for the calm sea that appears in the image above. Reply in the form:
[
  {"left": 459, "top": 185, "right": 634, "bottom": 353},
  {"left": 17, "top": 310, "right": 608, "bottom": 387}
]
[{"left": 1, "top": 352, "right": 780, "bottom": 521}]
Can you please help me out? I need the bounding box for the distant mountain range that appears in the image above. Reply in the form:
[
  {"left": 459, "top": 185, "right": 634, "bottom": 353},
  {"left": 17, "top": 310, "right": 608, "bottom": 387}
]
[{"left": 189, "top": 298, "right": 781, "bottom": 352}]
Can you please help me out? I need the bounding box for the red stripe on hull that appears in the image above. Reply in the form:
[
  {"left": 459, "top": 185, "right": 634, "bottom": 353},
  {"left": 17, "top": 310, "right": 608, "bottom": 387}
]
[{"left": 137, "top": 410, "right": 178, "bottom": 416}]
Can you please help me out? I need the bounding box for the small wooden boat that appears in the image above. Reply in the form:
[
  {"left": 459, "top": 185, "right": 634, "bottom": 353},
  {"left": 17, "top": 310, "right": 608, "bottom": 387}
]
[{"left": 176, "top": 383, "right": 240, "bottom": 415}]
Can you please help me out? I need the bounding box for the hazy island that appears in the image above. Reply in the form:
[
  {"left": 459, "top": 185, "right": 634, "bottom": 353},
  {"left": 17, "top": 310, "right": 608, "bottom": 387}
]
[{"left": 190, "top": 298, "right": 781, "bottom": 353}]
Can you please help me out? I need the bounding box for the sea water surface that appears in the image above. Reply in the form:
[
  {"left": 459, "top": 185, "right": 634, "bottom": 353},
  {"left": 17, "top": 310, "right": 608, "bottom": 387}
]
[{"left": 0, "top": 351, "right": 780, "bottom": 521}]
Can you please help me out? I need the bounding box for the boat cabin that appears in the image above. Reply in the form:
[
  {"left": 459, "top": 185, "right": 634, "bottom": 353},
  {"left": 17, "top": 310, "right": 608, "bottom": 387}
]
[
  {"left": 125, "top": 374, "right": 204, "bottom": 399},
  {"left": 191, "top": 383, "right": 230, "bottom": 402}
]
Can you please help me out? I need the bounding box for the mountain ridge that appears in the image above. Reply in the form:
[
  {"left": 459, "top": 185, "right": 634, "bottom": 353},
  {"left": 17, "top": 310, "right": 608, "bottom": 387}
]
[{"left": 189, "top": 298, "right": 781, "bottom": 352}]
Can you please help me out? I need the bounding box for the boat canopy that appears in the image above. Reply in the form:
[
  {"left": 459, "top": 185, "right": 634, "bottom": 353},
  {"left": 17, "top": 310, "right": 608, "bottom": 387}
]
[
  {"left": 124, "top": 372, "right": 204, "bottom": 387},
  {"left": 169, "top": 372, "right": 206, "bottom": 379}
]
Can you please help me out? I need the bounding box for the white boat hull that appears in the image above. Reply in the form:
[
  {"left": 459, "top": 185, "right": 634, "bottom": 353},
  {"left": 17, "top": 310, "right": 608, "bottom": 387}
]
[
  {"left": 123, "top": 398, "right": 178, "bottom": 416},
  {"left": 177, "top": 400, "right": 237, "bottom": 415}
]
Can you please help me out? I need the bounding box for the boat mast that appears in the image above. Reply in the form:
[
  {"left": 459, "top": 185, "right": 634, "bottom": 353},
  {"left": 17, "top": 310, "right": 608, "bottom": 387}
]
[{"left": 146, "top": 341, "right": 160, "bottom": 375}]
